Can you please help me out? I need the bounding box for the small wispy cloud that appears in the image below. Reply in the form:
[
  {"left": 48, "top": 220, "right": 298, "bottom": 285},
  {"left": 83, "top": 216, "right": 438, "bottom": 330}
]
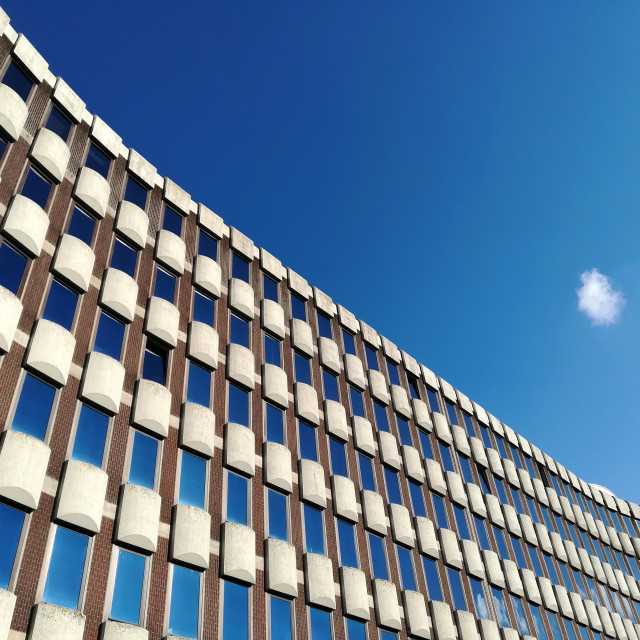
[{"left": 576, "top": 268, "right": 626, "bottom": 326}]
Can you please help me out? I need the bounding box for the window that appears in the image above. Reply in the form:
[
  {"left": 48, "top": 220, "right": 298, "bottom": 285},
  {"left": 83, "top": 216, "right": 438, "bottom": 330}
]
[
  {"left": 418, "top": 430, "right": 433, "bottom": 458},
  {"left": 494, "top": 436, "right": 507, "bottom": 459},
  {"left": 337, "top": 519, "right": 358, "bottom": 568},
  {"left": 439, "top": 443, "right": 454, "bottom": 472},
  {"left": 342, "top": 329, "right": 356, "bottom": 355},
  {"left": 317, "top": 312, "right": 332, "bottom": 339},
  {"left": 111, "top": 238, "right": 137, "bottom": 277},
  {"left": 227, "top": 471, "right": 249, "bottom": 526},
  {"left": 142, "top": 340, "right": 168, "bottom": 385},
  {"left": 290, "top": 293, "right": 306, "bottom": 320},
  {"left": 423, "top": 557, "right": 443, "bottom": 600},
  {"left": 266, "top": 403, "right": 285, "bottom": 444},
  {"left": 346, "top": 619, "right": 367, "bottom": 640},
  {"left": 409, "top": 482, "right": 426, "bottom": 518},
  {"left": 168, "top": 565, "right": 199, "bottom": 639},
  {"left": 358, "top": 453, "right": 375, "bottom": 491},
  {"left": 322, "top": 370, "right": 339, "bottom": 402},
  {"left": 470, "top": 578, "right": 489, "bottom": 618},
  {"left": 459, "top": 456, "right": 474, "bottom": 483},
  {"left": 445, "top": 402, "right": 458, "bottom": 426},
  {"left": 474, "top": 517, "right": 490, "bottom": 549},
  {"left": 12, "top": 373, "right": 55, "bottom": 440},
  {"left": 543, "top": 554, "right": 558, "bottom": 583},
  {"left": 493, "top": 478, "right": 508, "bottom": 504},
  {"left": 527, "top": 545, "right": 543, "bottom": 577},
  {"left": 547, "top": 613, "right": 563, "bottom": 640},
  {"left": 85, "top": 142, "right": 111, "bottom": 177},
  {"left": 368, "top": 533, "right": 388, "bottom": 579},
  {"left": 512, "top": 597, "right": 530, "bottom": 635},
  {"left": 110, "top": 549, "right": 145, "bottom": 624},
  {"left": 267, "top": 489, "right": 287, "bottom": 540},
  {"left": 309, "top": 607, "right": 331, "bottom": 639},
  {"left": 448, "top": 568, "right": 466, "bottom": 610},
  {"left": 397, "top": 546, "right": 416, "bottom": 590},
  {"left": 228, "top": 383, "right": 250, "bottom": 426},
  {"left": 299, "top": 421, "right": 317, "bottom": 461},
  {"left": 426, "top": 388, "right": 440, "bottom": 413},
  {"left": 187, "top": 361, "right": 212, "bottom": 407},
  {"left": 123, "top": 176, "right": 148, "bottom": 209},
  {"left": 493, "top": 527, "right": 509, "bottom": 559},
  {"left": 269, "top": 596, "right": 293, "bottom": 640},
  {"left": 230, "top": 313, "right": 250, "bottom": 348},
  {"left": 396, "top": 418, "right": 412, "bottom": 446},
  {"left": 2, "top": 61, "right": 33, "bottom": 100},
  {"left": 373, "top": 402, "right": 389, "bottom": 431},
  {"left": 193, "top": 291, "right": 215, "bottom": 325},
  {"left": 263, "top": 333, "right": 281, "bottom": 366},
  {"left": 22, "top": 167, "right": 52, "bottom": 208},
  {"left": 510, "top": 535, "right": 526, "bottom": 568},
  {"left": 386, "top": 361, "right": 400, "bottom": 386},
  {"left": 0, "top": 503, "right": 25, "bottom": 589},
  {"left": 462, "top": 413, "right": 475, "bottom": 437},
  {"left": 163, "top": 206, "right": 183, "bottom": 235},
  {"left": 365, "top": 345, "right": 378, "bottom": 371},
  {"left": 43, "top": 527, "right": 89, "bottom": 609},
  {"left": 304, "top": 505, "right": 324, "bottom": 554},
  {"left": 350, "top": 386, "right": 364, "bottom": 417},
  {"left": 129, "top": 430, "right": 158, "bottom": 489},
  {"left": 198, "top": 230, "right": 217, "bottom": 260},
  {"left": 454, "top": 506, "right": 470, "bottom": 539},
  {"left": 232, "top": 253, "right": 250, "bottom": 283},
  {"left": 71, "top": 404, "right": 109, "bottom": 468},
  {"left": 385, "top": 468, "right": 402, "bottom": 505},
  {"left": 510, "top": 487, "right": 524, "bottom": 514},
  {"left": 263, "top": 274, "right": 278, "bottom": 302},
  {"left": 94, "top": 311, "right": 125, "bottom": 361},
  {"left": 222, "top": 580, "right": 249, "bottom": 640},
  {"left": 67, "top": 207, "right": 95, "bottom": 245},
  {"left": 329, "top": 437, "right": 348, "bottom": 477},
  {"left": 0, "top": 241, "right": 27, "bottom": 294},
  {"left": 294, "top": 352, "right": 311, "bottom": 385},
  {"left": 43, "top": 279, "right": 78, "bottom": 330},
  {"left": 491, "top": 588, "right": 510, "bottom": 627},
  {"left": 179, "top": 452, "right": 206, "bottom": 509},
  {"left": 479, "top": 424, "right": 493, "bottom": 449},
  {"left": 154, "top": 266, "right": 176, "bottom": 303},
  {"left": 380, "top": 632, "right": 397, "bottom": 640},
  {"left": 432, "top": 494, "right": 448, "bottom": 528}
]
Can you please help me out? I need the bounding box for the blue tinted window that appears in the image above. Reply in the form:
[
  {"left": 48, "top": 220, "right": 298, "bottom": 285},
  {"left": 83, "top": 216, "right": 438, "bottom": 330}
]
[
  {"left": 510, "top": 535, "right": 526, "bottom": 568},
  {"left": 494, "top": 478, "right": 507, "bottom": 504},
  {"left": 365, "top": 345, "right": 378, "bottom": 370},
  {"left": 454, "top": 506, "right": 470, "bottom": 540},
  {"left": 110, "top": 549, "right": 145, "bottom": 624},
  {"left": 511, "top": 487, "right": 524, "bottom": 513},
  {"left": 527, "top": 545, "right": 543, "bottom": 577},
  {"left": 526, "top": 498, "right": 540, "bottom": 523},
  {"left": 227, "top": 471, "right": 249, "bottom": 526},
  {"left": 270, "top": 596, "right": 292, "bottom": 640},
  {"left": 419, "top": 430, "right": 433, "bottom": 458},
  {"left": 12, "top": 373, "right": 55, "bottom": 440},
  {"left": 479, "top": 424, "right": 493, "bottom": 449},
  {"left": 163, "top": 206, "right": 183, "bottom": 235},
  {"left": 268, "top": 489, "right": 287, "bottom": 540},
  {"left": 470, "top": 578, "right": 489, "bottom": 618},
  {"left": 232, "top": 253, "right": 250, "bottom": 283},
  {"left": 427, "top": 388, "right": 440, "bottom": 412},
  {"left": 544, "top": 554, "right": 558, "bottom": 583},
  {"left": 3, "top": 62, "right": 33, "bottom": 100},
  {"left": 72, "top": 404, "right": 109, "bottom": 467},
  {"left": 263, "top": 274, "right": 278, "bottom": 302},
  {"left": 475, "top": 517, "right": 490, "bottom": 549},
  {"left": 67, "top": 207, "right": 95, "bottom": 245},
  {"left": 380, "top": 633, "right": 396, "bottom": 640},
  {"left": 525, "top": 455, "right": 537, "bottom": 479},
  {"left": 368, "top": 533, "right": 387, "bottom": 579},
  {"left": 129, "top": 430, "right": 158, "bottom": 489},
  {"left": 180, "top": 452, "right": 206, "bottom": 509},
  {"left": 342, "top": 329, "right": 356, "bottom": 355},
  {"left": 337, "top": 519, "right": 358, "bottom": 568},
  {"left": 432, "top": 494, "right": 448, "bottom": 528},
  {"left": 0, "top": 503, "right": 24, "bottom": 589},
  {"left": 459, "top": 456, "right": 473, "bottom": 483},
  {"left": 409, "top": 482, "right": 426, "bottom": 518},
  {"left": 547, "top": 613, "right": 563, "bottom": 640},
  {"left": 396, "top": 417, "right": 412, "bottom": 446},
  {"left": 85, "top": 143, "right": 111, "bottom": 177},
  {"left": 446, "top": 402, "right": 458, "bottom": 426},
  {"left": 193, "top": 291, "right": 215, "bottom": 325},
  {"left": 387, "top": 361, "right": 400, "bottom": 386},
  {"left": 230, "top": 313, "right": 250, "bottom": 347},
  {"left": 266, "top": 403, "right": 284, "bottom": 444},
  {"left": 168, "top": 565, "right": 199, "bottom": 639},
  {"left": 295, "top": 352, "right": 311, "bottom": 385},
  {"left": 530, "top": 605, "right": 549, "bottom": 640},
  {"left": 264, "top": 333, "right": 281, "bottom": 365},
  {"left": 111, "top": 239, "right": 137, "bottom": 277},
  {"left": 358, "top": 453, "right": 375, "bottom": 491},
  {"left": 187, "top": 361, "right": 211, "bottom": 407},
  {"left": 350, "top": 386, "right": 364, "bottom": 417},
  {"left": 408, "top": 377, "right": 420, "bottom": 399},
  {"left": 198, "top": 230, "right": 217, "bottom": 260},
  {"left": 330, "top": 438, "right": 348, "bottom": 477},
  {"left": 94, "top": 312, "right": 124, "bottom": 360},
  {"left": 0, "top": 242, "right": 27, "bottom": 294},
  {"left": 448, "top": 568, "right": 466, "bottom": 610},
  {"left": 492, "top": 588, "right": 509, "bottom": 627},
  {"left": 478, "top": 469, "right": 491, "bottom": 494},
  {"left": 423, "top": 557, "right": 442, "bottom": 600},
  {"left": 513, "top": 597, "right": 530, "bottom": 635},
  {"left": 142, "top": 342, "right": 167, "bottom": 385},
  {"left": 290, "top": 293, "right": 306, "bottom": 320},
  {"left": 304, "top": 505, "right": 324, "bottom": 554},
  {"left": 317, "top": 312, "right": 332, "bottom": 339},
  {"left": 322, "top": 370, "right": 339, "bottom": 402},
  {"left": 309, "top": 607, "right": 331, "bottom": 639},
  {"left": 439, "top": 443, "right": 454, "bottom": 472},
  {"left": 373, "top": 402, "right": 388, "bottom": 431},
  {"left": 228, "top": 383, "right": 249, "bottom": 426},
  {"left": 493, "top": 527, "right": 509, "bottom": 559},
  {"left": 385, "top": 468, "right": 402, "bottom": 505},
  {"left": 462, "top": 413, "right": 475, "bottom": 436},
  {"left": 510, "top": 445, "right": 523, "bottom": 468},
  {"left": 346, "top": 619, "right": 367, "bottom": 640},
  {"left": 494, "top": 436, "right": 507, "bottom": 459},
  {"left": 22, "top": 168, "right": 51, "bottom": 208},
  {"left": 124, "top": 177, "right": 147, "bottom": 209},
  {"left": 43, "top": 527, "right": 88, "bottom": 609},
  {"left": 398, "top": 546, "right": 416, "bottom": 590},
  {"left": 154, "top": 267, "right": 176, "bottom": 303},
  {"left": 299, "top": 421, "right": 317, "bottom": 461},
  {"left": 43, "top": 279, "right": 77, "bottom": 330},
  {"left": 222, "top": 580, "right": 249, "bottom": 640}
]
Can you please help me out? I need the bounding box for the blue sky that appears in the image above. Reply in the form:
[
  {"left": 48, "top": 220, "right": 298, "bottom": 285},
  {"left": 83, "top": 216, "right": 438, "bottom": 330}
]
[{"left": 8, "top": 1, "right": 640, "bottom": 499}]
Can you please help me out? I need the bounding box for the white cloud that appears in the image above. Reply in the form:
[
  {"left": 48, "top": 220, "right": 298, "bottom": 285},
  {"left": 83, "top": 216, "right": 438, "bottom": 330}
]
[{"left": 576, "top": 269, "right": 626, "bottom": 326}]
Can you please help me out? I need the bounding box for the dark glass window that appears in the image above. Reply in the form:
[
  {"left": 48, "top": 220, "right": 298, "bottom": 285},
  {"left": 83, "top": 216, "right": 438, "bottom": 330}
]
[
  {"left": 198, "top": 230, "right": 217, "bottom": 260},
  {"left": 385, "top": 468, "right": 402, "bottom": 505},
  {"left": 43, "top": 527, "right": 88, "bottom": 609},
  {"left": 329, "top": 437, "right": 348, "bottom": 477},
  {"left": 187, "top": 361, "right": 211, "bottom": 407},
  {"left": 317, "top": 312, "right": 332, "bottom": 339},
  {"left": 268, "top": 489, "right": 287, "bottom": 540},
  {"left": 123, "top": 176, "right": 147, "bottom": 209},
  {"left": 526, "top": 498, "right": 540, "bottom": 523},
  {"left": 85, "top": 143, "right": 111, "bottom": 177},
  {"left": 373, "top": 402, "right": 389, "bottom": 431},
  {"left": 397, "top": 546, "right": 416, "bottom": 590},
  {"left": 358, "top": 453, "right": 375, "bottom": 491},
  {"left": 426, "top": 388, "right": 440, "bottom": 413},
  {"left": 368, "top": 533, "right": 387, "bottom": 579},
  {"left": 263, "top": 274, "right": 278, "bottom": 302},
  {"left": 530, "top": 605, "right": 549, "bottom": 640},
  {"left": 419, "top": 430, "right": 433, "bottom": 458},
  {"left": 494, "top": 478, "right": 508, "bottom": 504},
  {"left": 408, "top": 376, "right": 421, "bottom": 400},
  {"left": 511, "top": 535, "right": 526, "bottom": 568},
  {"left": 154, "top": 267, "right": 176, "bottom": 303},
  {"left": 228, "top": 383, "right": 249, "bottom": 426},
  {"left": 409, "top": 481, "right": 426, "bottom": 518},
  {"left": 439, "top": 443, "right": 454, "bottom": 472},
  {"left": 448, "top": 568, "right": 466, "bottom": 610},
  {"left": 222, "top": 580, "right": 249, "bottom": 640},
  {"left": 423, "top": 557, "right": 442, "bottom": 600},
  {"left": 510, "top": 445, "right": 523, "bottom": 468},
  {"left": 380, "top": 633, "right": 396, "bottom": 640},
  {"left": 0, "top": 503, "right": 25, "bottom": 589},
  {"left": 309, "top": 607, "right": 331, "bottom": 639},
  {"left": 22, "top": 167, "right": 51, "bottom": 208},
  {"left": 111, "top": 239, "right": 137, "bottom": 277},
  {"left": 454, "top": 506, "right": 470, "bottom": 539},
  {"left": 94, "top": 311, "right": 124, "bottom": 361},
  {"left": 12, "top": 373, "right": 55, "bottom": 440},
  {"left": 470, "top": 578, "right": 489, "bottom": 618},
  {"left": 396, "top": 417, "right": 412, "bottom": 446},
  {"left": 494, "top": 436, "right": 507, "bottom": 459},
  {"left": 492, "top": 588, "right": 510, "bottom": 627},
  {"left": 459, "top": 456, "right": 474, "bottom": 484},
  {"left": 168, "top": 565, "right": 199, "bottom": 639},
  {"left": 337, "top": 519, "right": 358, "bottom": 568},
  {"left": 129, "top": 430, "right": 158, "bottom": 489},
  {"left": 446, "top": 401, "right": 458, "bottom": 426},
  {"left": 264, "top": 333, "right": 281, "bottom": 366},
  {"left": 527, "top": 545, "right": 543, "bottom": 577},
  {"left": 543, "top": 553, "right": 558, "bottom": 583},
  {"left": 67, "top": 207, "right": 95, "bottom": 245},
  {"left": 511, "top": 487, "right": 524, "bottom": 514},
  {"left": 299, "top": 421, "right": 317, "bottom": 461},
  {"left": 110, "top": 549, "right": 145, "bottom": 624},
  {"left": 304, "top": 504, "right": 324, "bottom": 554},
  {"left": 163, "top": 206, "right": 183, "bottom": 236},
  {"left": 342, "top": 329, "right": 356, "bottom": 355},
  {"left": 350, "top": 386, "right": 364, "bottom": 417},
  {"left": 266, "top": 403, "right": 284, "bottom": 445},
  {"left": 43, "top": 279, "right": 78, "bottom": 330},
  {"left": 232, "top": 253, "right": 250, "bottom": 283},
  {"left": 493, "top": 527, "right": 509, "bottom": 559},
  {"left": 142, "top": 341, "right": 168, "bottom": 385},
  {"left": 432, "top": 495, "right": 448, "bottom": 528},
  {"left": 479, "top": 424, "right": 493, "bottom": 449},
  {"left": 478, "top": 469, "right": 491, "bottom": 494},
  {"left": 346, "top": 619, "right": 367, "bottom": 640},
  {"left": 475, "top": 517, "right": 490, "bottom": 549},
  {"left": 0, "top": 242, "right": 27, "bottom": 294},
  {"left": 3, "top": 61, "right": 33, "bottom": 100},
  {"left": 227, "top": 471, "right": 249, "bottom": 526},
  {"left": 71, "top": 404, "right": 109, "bottom": 468},
  {"left": 193, "top": 291, "right": 215, "bottom": 325},
  {"left": 387, "top": 361, "right": 400, "bottom": 386},
  {"left": 462, "top": 413, "right": 475, "bottom": 436},
  {"left": 270, "top": 597, "right": 292, "bottom": 640},
  {"left": 230, "top": 313, "right": 250, "bottom": 348},
  {"left": 291, "top": 293, "right": 306, "bottom": 320},
  {"left": 547, "top": 613, "right": 563, "bottom": 640},
  {"left": 294, "top": 352, "right": 311, "bottom": 385},
  {"left": 365, "top": 345, "right": 378, "bottom": 371},
  {"left": 322, "top": 370, "right": 339, "bottom": 402},
  {"left": 0, "top": 137, "right": 6, "bottom": 160},
  {"left": 524, "top": 455, "right": 537, "bottom": 479},
  {"left": 180, "top": 452, "right": 206, "bottom": 509}
]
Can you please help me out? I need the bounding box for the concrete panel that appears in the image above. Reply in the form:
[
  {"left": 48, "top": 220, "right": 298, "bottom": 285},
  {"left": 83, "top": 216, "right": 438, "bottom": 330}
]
[
  {"left": 265, "top": 538, "right": 297, "bottom": 598},
  {"left": 164, "top": 179, "right": 190, "bottom": 215},
  {"left": 304, "top": 553, "right": 336, "bottom": 609},
  {"left": 359, "top": 320, "right": 379, "bottom": 347},
  {"left": 340, "top": 567, "right": 370, "bottom": 621},
  {"left": 534, "top": 523, "right": 552, "bottom": 554},
  {"left": 402, "top": 351, "right": 421, "bottom": 378},
  {"left": 52, "top": 233, "right": 95, "bottom": 292},
  {"left": 127, "top": 148, "right": 156, "bottom": 188},
  {"left": 412, "top": 398, "right": 432, "bottom": 431},
  {"left": 332, "top": 475, "right": 358, "bottom": 523},
  {"left": 228, "top": 278, "right": 255, "bottom": 319},
  {"left": 229, "top": 227, "right": 254, "bottom": 260},
  {"left": 590, "top": 555, "right": 606, "bottom": 583},
  {"left": 430, "top": 600, "right": 456, "bottom": 640},
  {"left": 597, "top": 606, "right": 615, "bottom": 638},
  {"left": 100, "top": 268, "right": 138, "bottom": 322},
  {"left": 187, "top": 322, "right": 219, "bottom": 371},
  {"left": 0, "top": 430, "right": 50, "bottom": 509},
  {"left": 577, "top": 548, "right": 594, "bottom": 577},
  {"left": 502, "top": 459, "right": 519, "bottom": 488},
  {"left": 314, "top": 287, "right": 336, "bottom": 317},
  {"left": 517, "top": 469, "right": 534, "bottom": 497},
  {"left": 318, "top": 337, "right": 341, "bottom": 374},
  {"left": 197, "top": 204, "right": 225, "bottom": 239},
  {"left": 381, "top": 336, "right": 401, "bottom": 363},
  {"left": 611, "top": 613, "right": 628, "bottom": 640},
  {"left": 74, "top": 167, "right": 110, "bottom": 218},
  {"left": 132, "top": 379, "right": 171, "bottom": 438},
  {"left": 550, "top": 532, "right": 568, "bottom": 562},
  {"left": 337, "top": 305, "right": 359, "bottom": 335},
  {"left": 25, "top": 319, "right": 75, "bottom": 386},
  {"left": 554, "top": 584, "right": 573, "bottom": 619},
  {"left": 290, "top": 319, "right": 314, "bottom": 357},
  {"left": 260, "top": 248, "right": 284, "bottom": 281},
  {"left": 288, "top": 268, "right": 311, "bottom": 299},
  {"left": 294, "top": 382, "right": 319, "bottom": 425},
  {"left": 221, "top": 521, "right": 256, "bottom": 584},
  {"left": 584, "top": 599, "right": 603, "bottom": 632},
  {"left": 433, "top": 412, "right": 452, "bottom": 444},
  {"left": 425, "top": 459, "right": 447, "bottom": 496},
  {"left": 452, "top": 425, "right": 470, "bottom": 456},
  {"left": 461, "top": 539, "right": 485, "bottom": 579},
  {"left": 0, "top": 84, "right": 27, "bottom": 141},
  {"left": 415, "top": 516, "right": 439, "bottom": 558},
  {"left": 180, "top": 402, "right": 215, "bottom": 458},
  {"left": 145, "top": 297, "right": 180, "bottom": 348},
  {"left": 537, "top": 576, "right": 558, "bottom": 612},
  {"left": 30, "top": 128, "right": 69, "bottom": 183},
  {"left": 470, "top": 437, "right": 488, "bottom": 468},
  {"left": 457, "top": 391, "right": 474, "bottom": 416},
  {"left": 402, "top": 445, "right": 425, "bottom": 484},
  {"left": 344, "top": 354, "right": 366, "bottom": 391},
  {"left": 353, "top": 417, "right": 375, "bottom": 456},
  {"left": 446, "top": 471, "right": 468, "bottom": 507},
  {"left": 466, "top": 483, "right": 487, "bottom": 518},
  {"left": 479, "top": 620, "right": 500, "bottom": 640},
  {"left": 607, "top": 526, "right": 622, "bottom": 551},
  {"left": 569, "top": 591, "right": 588, "bottom": 626},
  {"left": 52, "top": 78, "right": 85, "bottom": 123},
  {"left": 90, "top": 116, "right": 121, "bottom": 157},
  {"left": 171, "top": 504, "right": 211, "bottom": 569},
  {"left": 361, "top": 490, "right": 387, "bottom": 535},
  {"left": 0, "top": 286, "right": 22, "bottom": 353},
  {"left": 502, "top": 505, "right": 522, "bottom": 538},
  {"left": 101, "top": 620, "right": 149, "bottom": 640},
  {"left": 55, "top": 460, "right": 107, "bottom": 533},
  {"left": 484, "top": 495, "right": 505, "bottom": 528},
  {"left": 299, "top": 459, "right": 326, "bottom": 508},
  {"left": 503, "top": 559, "right": 524, "bottom": 597},
  {"left": 2, "top": 194, "right": 48, "bottom": 257},
  {"left": 420, "top": 364, "right": 439, "bottom": 390},
  {"left": 519, "top": 514, "right": 537, "bottom": 547},
  {"left": 546, "top": 488, "right": 562, "bottom": 515},
  {"left": 440, "top": 528, "right": 462, "bottom": 569},
  {"left": 192, "top": 255, "right": 221, "bottom": 299},
  {"left": 263, "top": 442, "right": 293, "bottom": 493},
  {"left": 80, "top": 352, "right": 125, "bottom": 415},
  {"left": 261, "top": 299, "right": 285, "bottom": 339},
  {"left": 439, "top": 377, "right": 456, "bottom": 403},
  {"left": 482, "top": 550, "right": 505, "bottom": 588},
  {"left": 372, "top": 579, "right": 401, "bottom": 631},
  {"left": 391, "top": 385, "right": 412, "bottom": 419},
  {"left": 263, "top": 364, "right": 289, "bottom": 409},
  {"left": 27, "top": 603, "right": 84, "bottom": 640},
  {"left": 389, "top": 503, "right": 415, "bottom": 548},
  {"left": 456, "top": 610, "right": 480, "bottom": 640},
  {"left": 618, "top": 531, "right": 635, "bottom": 556},
  {"left": 486, "top": 449, "right": 504, "bottom": 479},
  {"left": 521, "top": 568, "right": 542, "bottom": 605},
  {"left": 368, "top": 369, "right": 390, "bottom": 405},
  {"left": 378, "top": 431, "right": 401, "bottom": 470},
  {"left": 155, "top": 230, "right": 186, "bottom": 276},
  {"left": 532, "top": 478, "right": 549, "bottom": 505},
  {"left": 565, "top": 540, "right": 581, "bottom": 570},
  {"left": 0, "top": 589, "right": 16, "bottom": 640},
  {"left": 500, "top": 629, "right": 518, "bottom": 640},
  {"left": 559, "top": 496, "right": 575, "bottom": 522},
  {"left": 115, "top": 484, "right": 161, "bottom": 553},
  {"left": 625, "top": 573, "right": 640, "bottom": 600},
  {"left": 224, "top": 422, "right": 255, "bottom": 477},
  {"left": 226, "top": 343, "right": 255, "bottom": 390},
  {"left": 324, "top": 399, "right": 349, "bottom": 442}
]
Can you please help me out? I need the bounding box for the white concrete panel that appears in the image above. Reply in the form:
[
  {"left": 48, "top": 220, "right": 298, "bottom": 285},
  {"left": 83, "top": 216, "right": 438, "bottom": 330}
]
[
  {"left": 318, "top": 337, "right": 341, "bottom": 374},
  {"left": 502, "top": 505, "right": 522, "bottom": 538},
  {"left": 224, "top": 423, "right": 255, "bottom": 477},
  {"left": 90, "top": 116, "right": 121, "bottom": 157},
  {"left": 294, "top": 382, "right": 319, "bottom": 425},
  {"left": 187, "top": 322, "right": 219, "bottom": 371},
  {"left": 259, "top": 248, "right": 284, "bottom": 281},
  {"left": 425, "top": 459, "right": 446, "bottom": 496},
  {"left": 290, "top": 319, "right": 314, "bottom": 357},
  {"left": 521, "top": 568, "right": 542, "bottom": 605},
  {"left": 421, "top": 364, "right": 439, "bottom": 391},
  {"left": 534, "top": 523, "right": 552, "bottom": 554},
  {"left": 100, "top": 268, "right": 138, "bottom": 322},
  {"left": 171, "top": 504, "right": 211, "bottom": 569},
  {"left": 439, "top": 377, "right": 456, "bottom": 403},
  {"left": 192, "top": 255, "right": 221, "bottom": 299},
  {"left": 470, "top": 437, "right": 489, "bottom": 468},
  {"left": 27, "top": 603, "right": 84, "bottom": 640},
  {"left": 299, "top": 459, "right": 326, "bottom": 508},
  {"left": 402, "top": 445, "right": 425, "bottom": 484},
  {"left": 340, "top": 567, "right": 370, "bottom": 620},
  {"left": 80, "top": 352, "right": 125, "bottom": 415},
  {"left": 538, "top": 576, "right": 558, "bottom": 612},
  {"left": 403, "top": 590, "right": 430, "bottom": 639},
  {"left": 486, "top": 448, "right": 504, "bottom": 479},
  {"left": 29, "top": 128, "right": 69, "bottom": 183},
  {"left": 484, "top": 495, "right": 505, "bottom": 528},
  {"left": 229, "top": 227, "right": 254, "bottom": 260},
  {"left": 221, "top": 521, "right": 256, "bottom": 584},
  {"left": 390, "top": 384, "right": 412, "bottom": 419},
  {"left": 263, "top": 364, "right": 289, "bottom": 409},
  {"left": 461, "top": 539, "right": 485, "bottom": 579},
  {"left": 372, "top": 579, "right": 401, "bottom": 631},
  {"left": 569, "top": 591, "right": 588, "bottom": 626},
  {"left": 554, "top": 584, "right": 573, "bottom": 619},
  {"left": 415, "top": 516, "right": 440, "bottom": 558},
  {"left": 314, "top": 287, "right": 336, "bottom": 318},
  {"left": 287, "top": 268, "right": 311, "bottom": 299},
  {"left": 378, "top": 431, "right": 401, "bottom": 470},
  {"left": 389, "top": 503, "right": 415, "bottom": 548},
  {"left": 127, "top": 148, "right": 157, "bottom": 188},
  {"left": 263, "top": 442, "right": 293, "bottom": 494},
  {"left": 52, "top": 78, "right": 85, "bottom": 123},
  {"left": 0, "top": 589, "right": 16, "bottom": 640},
  {"left": 2, "top": 194, "right": 48, "bottom": 257},
  {"left": 584, "top": 600, "right": 603, "bottom": 632},
  {"left": 155, "top": 230, "right": 185, "bottom": 275},
  {"left": 433, "top": 412, "right": 452, "bottom": 444},
  {"left": 261, "top": 299, "right": 285, "bottom": 339},
  {"left": 451, "top": 425, "right": 470, "bottom": 457},
  {"left": 25, "top": 319, "right": 75, "bottom": 386},
  {"left": 332, "top": 475, "right": 358, "bottom": 523},
  {"left": 324, "top": 399, "right": 349, "bottom": 442},
  {"left": 503, "top": 559, "right": 523, "bottom": 597},
  {"left": 440, "top": 528, "right": 463, "bottom": 569},
  {"left": 145, "top": 297, "right": 180, "bottom": 348},
  {"left": 380, "top": 336, "right": 401, "bottom": 363},
  {"left": 352, "top": 417, "right": 375, "bottom": 456},
  {"left": 412, "top": 398, "right": 432, "bottom": 431},
  {"left": 337, "top": 305, "right": 359, "bottom": 334},
  {"left": 228, "top": 278, "right": 255, "bottom": 320},
  {"left": 0, "top": 285, "right": 22, "bottom": 353},
  {"left": 368, "top": 369, "right": 390, "bottom": 405},
  {"left": 466, "top": 483, "right": 487, "bottom": 518},
  {"left": 164, "top": 178, "right": 190, "bottom": 215},
  {"left": 180, "top": 402, "right": 215, "bottom": 458},
  {"left": 265, "top": 538, "right": 298, "bottom": 598},
  {"left": 344, "top": 354, "right": 366, "bottom": 390},
  {"left": 519, "top": 514, "right": 537, "bottom": 547},
  {"left": 479, "top": 620, "right": 500, "bottom": 640},
  {"left": 226, "top": 343, "right": 255, "bottom": 390},
  {"left": 304, "top": 553, "right": 336, "bottom": 609},
  {"left": 74, "top": 167, "right": 110, "bottom": 218},
  {"left": 197, "top": 204, "right": 225, "bottom": 239},
  {"left": 361, "top": 490, "right": 387, "bottom": 535},
  {"left": 115, "top": 484, "right": 161, "bottom": 553},
  {"left": 482, "top": 550, "right": 505, "bottom": 588},
  {"left": 101, "top": 620, "right": 149, "bottom": 640},
  {"left": 0, "top": 84, "right": 27, "bottom": 141},
  {"left": 430, "top": 600, "right": 456, "bottom": 640},
  {"left": 132, "top": 379, "right": 171, "bottom": 438},
  {"left": 446, "top": 471, "right": 468, "bottom": 507},
  {"left": 52, "top": 234, "right": 95, "bottom": 292}
]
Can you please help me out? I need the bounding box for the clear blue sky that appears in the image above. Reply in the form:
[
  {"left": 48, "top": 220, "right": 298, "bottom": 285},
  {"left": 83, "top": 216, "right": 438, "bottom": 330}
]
[{"left": 8, "top": 1, "right": 640, "bottom": 499}]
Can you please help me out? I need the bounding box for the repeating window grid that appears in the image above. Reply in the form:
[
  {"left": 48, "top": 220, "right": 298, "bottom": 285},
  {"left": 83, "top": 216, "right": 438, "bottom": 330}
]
[
  {"left": 9, "top": 369, "right": 59, "bottom": 442},
  {"left": 0, "top": 238, "right": 29, "bottom": 296}
]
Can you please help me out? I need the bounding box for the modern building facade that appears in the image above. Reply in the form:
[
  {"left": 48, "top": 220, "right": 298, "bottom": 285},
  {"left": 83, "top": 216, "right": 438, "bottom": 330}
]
[{"left": 0, "top": 7, "right": 639, "bottom": 640}]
